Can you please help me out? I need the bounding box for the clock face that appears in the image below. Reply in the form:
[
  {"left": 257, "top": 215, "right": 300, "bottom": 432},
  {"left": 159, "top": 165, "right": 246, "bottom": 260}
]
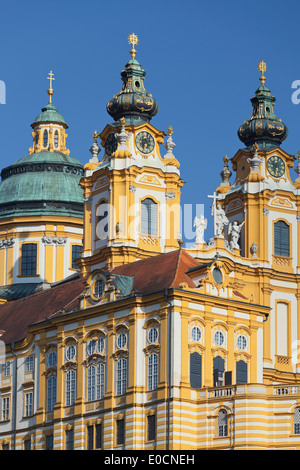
[
  {"left": 105, "top": 133, "right": 118, "bottom": 156},
  {"left": 135, "top": 131, "right": 155, "bottom": 155},
  {"left": 267, "top": 155, "right": 285, "bottom": 178}
]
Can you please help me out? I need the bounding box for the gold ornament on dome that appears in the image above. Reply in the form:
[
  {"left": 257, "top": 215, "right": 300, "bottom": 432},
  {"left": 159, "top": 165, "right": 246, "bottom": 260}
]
[
  {"left": 258, "top": 60, "right": 267, "bottom": 86},
  {"left": 128, "top": 33, "right": 139, "bottom": 59}
]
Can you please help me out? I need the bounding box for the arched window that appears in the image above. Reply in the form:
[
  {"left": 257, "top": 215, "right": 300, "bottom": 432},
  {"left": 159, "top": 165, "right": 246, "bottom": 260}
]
[
  {"left": 190, "top": 352, "right": 202, "bottom": 389},
  {"left": 96, "top": 201, "right": 108, "bottom": 240},
  {"left": 116, "top": 358, "right": 127, "bottom": 395},
  {"left": 218, "top": 409, "right": 228, "bottom": 437},
  {"left": 236, "top": 360, "right": 247, "bottom": 384},
  {"left": 35, "top": 132, "right": 39, "bottom": 146},
  {"left": 43, "top": 129, "right": 48, "bottom": 148},
  {"left": 141, "top": 198, "right": 157, "bottom": 236},
  {"left": 54, "top": 130, "right": 59, "bottom": 148},
  {"left": 294, "top": 407, "right": 300, "bottom": 434},
  {"left": 47, "top": 376, "right": 57, "bottom": 412},
  {"left": 65, "top": 369, "right": 76, "bottom": 406},
  {"left": 274, "top": 220, "right": 289, "bottom": 257},
  {"left": 148, "top": 353, "right": 158, "bottom": 391}
]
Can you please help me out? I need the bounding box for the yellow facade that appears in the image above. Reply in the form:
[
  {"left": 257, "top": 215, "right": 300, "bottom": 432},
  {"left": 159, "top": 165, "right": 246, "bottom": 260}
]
[{"left": 2, "top": 41, "right": 300, "bottom": 452}]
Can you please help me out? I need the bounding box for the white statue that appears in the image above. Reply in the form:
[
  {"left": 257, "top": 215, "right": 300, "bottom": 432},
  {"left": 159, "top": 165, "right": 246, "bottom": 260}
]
[
  {"left": 194, "top": 215, "right": 207, "bottom": 244},
  {"left": 228, "top": 220, "right": 245, "bottom": 249},
  {"left": 214, "top": 204, "right": 229, "bottom": 237}
]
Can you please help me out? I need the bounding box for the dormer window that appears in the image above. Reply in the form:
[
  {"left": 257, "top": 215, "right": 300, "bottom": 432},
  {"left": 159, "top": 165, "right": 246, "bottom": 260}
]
[
  {"left": 43, "top": 129, "right": 49, "bottom": 148},
  {"left": 94, "top": 279, "right": 104, "bottom": 298}
]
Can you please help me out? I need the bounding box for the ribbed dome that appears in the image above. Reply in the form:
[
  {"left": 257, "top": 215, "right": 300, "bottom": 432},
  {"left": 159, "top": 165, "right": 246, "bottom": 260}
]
[
  {"left": 0, "top": 151, "right": 84, "bottom": 219},
  {"left": 32, "top": 103, "right": 67, "bottom": 127},
  {"left": 238, "top": 81, "right": 288, "bottom": 150}
]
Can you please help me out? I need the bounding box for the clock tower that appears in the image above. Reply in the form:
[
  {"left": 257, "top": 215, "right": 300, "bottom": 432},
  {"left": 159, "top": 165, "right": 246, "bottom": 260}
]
[{"left": 79, "top": 34, "right": 183, "bottom": 274}]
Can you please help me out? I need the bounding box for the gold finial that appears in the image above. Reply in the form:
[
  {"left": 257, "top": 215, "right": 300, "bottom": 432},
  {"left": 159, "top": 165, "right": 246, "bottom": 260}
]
[
  {"left": 297, "top": 150, "right": 300, "bottom": 160},
  {"left": 47, "top": 70, "right": 55, "bottom": 103},
  {"left": 223, "top": 155, "right": 229, "bottom": 165},
  {"left": 120, "top": 117, "right": 126, "bottom": 127},
  {"left": 167, "top": 125, "right": 173, "bottom": 136},
  {"left": 128, "top": 32, "right": 139, "bottom": 59},
  {"left": 93, "top": 130, "right": 100, "bottom": 141},
  {"left": 253, "top": 142, "right": 259, "bottom": 152},
  {"left": 258, "top": 60, "right": 267, "bottom": 86}
]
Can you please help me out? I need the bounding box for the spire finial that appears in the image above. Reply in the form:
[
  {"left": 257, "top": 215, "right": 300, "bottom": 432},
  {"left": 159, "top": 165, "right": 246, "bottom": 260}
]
[
  {"left": 167, "top": 125, "right": 173, "bottom": 136},
  {"left": 128, "top": 32, "right": 139, "bottom": 59},
  {"left": 258, "top": 60, "right": 267, "bottom": 86},
  {"left": 47, "top": 70, "right": 55, "bottom": 103}
]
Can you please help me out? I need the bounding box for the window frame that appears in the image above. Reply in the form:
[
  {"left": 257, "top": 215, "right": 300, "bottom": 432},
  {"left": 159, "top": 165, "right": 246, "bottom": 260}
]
[
  {"left": 274, "top": 219, "right": 290, "bottom": 258},
  {"left": 20, "top": 243, "right": 38, "bottom": 277},
  {"left": 140, "top": 197, "right": 158, "bottom": 236}
]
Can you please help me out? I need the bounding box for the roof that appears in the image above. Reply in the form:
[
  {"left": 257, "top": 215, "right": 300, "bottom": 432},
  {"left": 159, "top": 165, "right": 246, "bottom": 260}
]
[
  {"left": 32, "top": 103, "right": 67, "bottom": 127},
  {"left": 111, "top": 249, "right": 200, "bottom": 295},
  {"left": 0, "top": 249, "right": 200, "bottom": 345},
  {"left": 0, "top": 276, "right": 86, "bottom": 345},
  {"left": 0, "top": 151, "right": 84, "bottom": 219},
  {"left": 0, "top": 283, "right": 41, "bottom": 301}
]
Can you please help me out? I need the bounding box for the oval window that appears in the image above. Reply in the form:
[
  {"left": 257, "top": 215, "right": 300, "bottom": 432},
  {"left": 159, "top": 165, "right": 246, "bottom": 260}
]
[
  {"left": 212, "top": 267, "right": 223, "bottom": 285},
  {"left": 237, "top": 334, "right": 247, "bottom": 350},
  {"left": 117, "top": 333, "right": 127, "bottom": 349},
  {"left": 148, "top": 327, "right": 158, "bottom": 344},
  {"left": 191, "top": 326, "right": 201, "bottom": 342},
  {"left": 214, "top": 330, "right": 225, "bottom": 346}
]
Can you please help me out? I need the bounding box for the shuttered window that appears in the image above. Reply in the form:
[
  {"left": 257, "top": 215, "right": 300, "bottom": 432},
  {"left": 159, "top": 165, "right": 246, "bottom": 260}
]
[
  {"left": 141, "top": 198, "right": 157, "bottom": 236},
  {"left": 190, "top": 352, "right": 202, "bottom": 389},
  {"left": 236, "top": 360, "right": 247, "bottom": 384},
  {"left": 274, "top": 220, "right": 289, "bottom": 257}
]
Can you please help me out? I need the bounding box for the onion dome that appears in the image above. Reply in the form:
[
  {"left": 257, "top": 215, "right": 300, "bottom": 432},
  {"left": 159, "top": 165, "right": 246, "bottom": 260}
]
[
  {"left": 0, "top": 72, "right": 84, "bottom": 219},
  {"left": 238, "top": 61, "right": 288, "bottom": 150},
  {"left": 106, "top": 33, "right": 159, "bottom": 126}
]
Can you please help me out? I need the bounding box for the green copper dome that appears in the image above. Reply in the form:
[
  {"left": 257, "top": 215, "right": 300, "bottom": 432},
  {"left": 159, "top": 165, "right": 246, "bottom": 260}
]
[
  {"left": 238, "top": 72, "right": 288, "bottom": 150},
  {"left": 106, "top": 49, "right": 159, "bottom": 126},
  {"left": 32, "top": 103, "right": 67, "bottom": 127},
  {"left": 0, "top": 151, "right": 84, "bottom": 219}
]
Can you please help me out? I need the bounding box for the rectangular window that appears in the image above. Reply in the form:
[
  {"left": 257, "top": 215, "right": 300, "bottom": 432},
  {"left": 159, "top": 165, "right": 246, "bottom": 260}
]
[
  {"left": 87, "top": 425, "right": 94, "bottom": 450},
  {"left": 21, "top": 243, "right": 37, "bottom": 276},
  {"left": 25, "top": 391, "right": 33, "bottom": 416},
  {"left": 147, "top": 414, "right": 156, "bottom": 441},
  {"left": 95, "top": 423, "right": 102, "bottom": 449},
  {"left": 2, "top": 396, "right": 10, "bottom": 421},
  {"left": 190, "top": 352, "right": 202, "bottom": 389},
  {"left": 46, "top": 435, "right": 54, "bottom": 450},
  {"left": 116, "top": 358, "right": 127, "bottom": 396},
  {"left": 24, "top": 439, "right": 31, "bottom": 450},
  {"left": 116, "top": 419, "right": 125, "bottom": 446},
  {"left": 25, "top": 356, "right": 34, "bottom": 372},
  {"left": 2, "top": 361, "right": 10, "bottom": 377},
  {"left": 87, "top": 423, "right": 102, "bottom": 450},
  {"left": 65, "top": 429, "right": 74, "bottom": 450},
  {"left": 71, "top": 245, "right": 83, "bottom": 269}
]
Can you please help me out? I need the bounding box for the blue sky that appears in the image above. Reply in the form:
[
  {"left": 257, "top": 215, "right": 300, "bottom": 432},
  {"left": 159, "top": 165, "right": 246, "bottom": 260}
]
[{"left": 1, "top": 0, "right": 300, "bottom": 242}]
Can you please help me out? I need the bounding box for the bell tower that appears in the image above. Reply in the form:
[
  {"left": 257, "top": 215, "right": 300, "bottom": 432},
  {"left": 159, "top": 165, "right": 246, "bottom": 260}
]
[{"left": 79, "top": 34, "right": 183, "bottom": 274}]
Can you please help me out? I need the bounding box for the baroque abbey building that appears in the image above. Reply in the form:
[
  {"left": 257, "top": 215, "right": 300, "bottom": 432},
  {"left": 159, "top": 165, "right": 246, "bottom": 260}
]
[{"left": 0, "top": 36, "right": 300, "bottom": 450}]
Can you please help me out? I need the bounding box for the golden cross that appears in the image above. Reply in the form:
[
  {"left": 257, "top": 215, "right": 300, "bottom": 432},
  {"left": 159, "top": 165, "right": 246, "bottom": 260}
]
[
  {"left": 258, "top": 60, "right": 267, "bottom": 85},
  {"left": 47, "top": 70, "right": 55, "bottom": 103},
  {"left": 128, "top": 33, "right": 139, "bottom": 59}
]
